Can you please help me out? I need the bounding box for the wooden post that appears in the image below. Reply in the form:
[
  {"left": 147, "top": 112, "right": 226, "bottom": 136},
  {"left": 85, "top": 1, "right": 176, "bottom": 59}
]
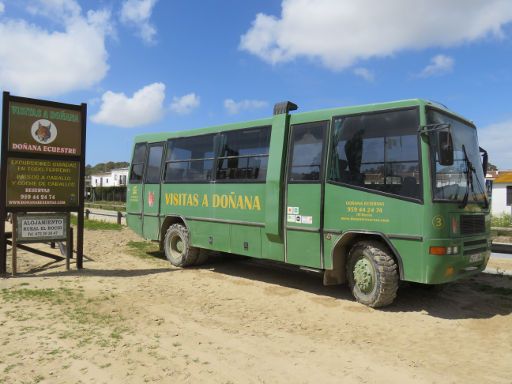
[
  {"left": 76, "top": 102, "right": 87, "bottom": 270},
  {"left": 66, "top": 213, "right": 71, "bottom": 271},
  {"left": 0, "top": 92, "right": 9, "bottom": 274},
  {"left": 117, "top": 211, "right": 122, "bottom": 225},
  {"left": 11, "top": 213, "right": 17, "bottom": 277},
  {"left": 69, "top": 227, "right": 74, "bottom": 259}
]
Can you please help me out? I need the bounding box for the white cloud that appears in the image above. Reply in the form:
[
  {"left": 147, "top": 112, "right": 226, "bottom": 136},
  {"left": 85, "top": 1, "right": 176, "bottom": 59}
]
[
  {"left": 0, "top": 0, "right": 112, "bottom": 97},
  {"left": 240, "top": 0, "right": 512, "bottom": 70},
  {"left": 26, "top": 0, "right": 81, "bottom": 20},
  {"left": 120, "top": 0, "right": 157, "bottom": 44},
  {"left": 353, "top": 67, "right": 375, "bottom": 82},
  {"left": 170, "top": 93, "right": 200, "bottom": 115},
  {"left": 419, "top": 54, "right": 454, "bottom": 77},
  {"left": 479, "top": 119, "right": 512, "bottom": 169},
  {"left": 92, "top": 83, "right": 166, "bottom": 128},
  {"left": 0, "top": 2, "right": 5, "bottom": 14},
  {"left": 224, "top": 99, "right": 268, "bottom": 115}
]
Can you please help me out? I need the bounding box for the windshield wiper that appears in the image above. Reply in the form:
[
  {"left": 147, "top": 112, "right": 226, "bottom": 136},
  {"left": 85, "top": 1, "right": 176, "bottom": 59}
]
[
  {"left": 459, "top": 145, "right": 489, "bottom": 209},
  {"left": 459, "top": 145, "right": 473, "bottom": 209}
]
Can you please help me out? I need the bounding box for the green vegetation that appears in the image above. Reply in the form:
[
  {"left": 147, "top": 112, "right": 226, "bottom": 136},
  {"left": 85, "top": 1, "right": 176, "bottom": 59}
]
[
  {"left": 487, "top": 162, "right": 498, "bottom": 171},
  {"left": 0, "top": 287, "right": 74, "bottom": 303},
  {"left": 85, "top": 161, "right": 129, "bottom": 176},
  {"left": 86, "top": 201, "right": 126, "bottom": 212},
  {"left": 70, "top": 215, "right": 123, "bottom": 231},
  {"left": 87, "top": 186, "right": 126, "bottom": 204},
  {"left": 126, "top": 241, "right": 165, "bottom": 261},
  {"left": 491, "top": 214, "right": 512, "bottom": 228},
  {"left": 0, "top": 287, "right": 128, "bottom": 348}
]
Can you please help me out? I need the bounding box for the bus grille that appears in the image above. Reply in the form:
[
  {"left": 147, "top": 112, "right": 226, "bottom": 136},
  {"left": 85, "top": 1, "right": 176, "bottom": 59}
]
[
  {"left": 463, "top": 247, "right": 487, "bottom": 256},
  {"left": 463, "top": 239, "right": 487, "bottom": 247},
  {"left": 460, "top": 215, "right": 485, "bottom": 235}
]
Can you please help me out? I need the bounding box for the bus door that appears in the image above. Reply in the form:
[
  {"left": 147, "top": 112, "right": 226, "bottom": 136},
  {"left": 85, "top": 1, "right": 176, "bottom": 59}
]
[
  {"left": 126, "top": 142, "right": 148, "bottom": 237},
  {"left": 142, "top": 142, "right": 165, "bottom": 240},
  {"left": 285, "top": 121, "right": 328, "bottom": 268}
]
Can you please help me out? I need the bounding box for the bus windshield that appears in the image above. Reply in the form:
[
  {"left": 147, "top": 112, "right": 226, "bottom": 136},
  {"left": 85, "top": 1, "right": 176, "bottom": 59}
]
[{"left": 428, "top": 109, "right": 486, "bottom": 204}]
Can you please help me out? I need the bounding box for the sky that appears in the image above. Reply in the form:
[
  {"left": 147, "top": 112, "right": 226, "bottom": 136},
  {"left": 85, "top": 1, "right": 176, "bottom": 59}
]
[{"left": 0, "top": 0, "right": 511, "bottom": 168}]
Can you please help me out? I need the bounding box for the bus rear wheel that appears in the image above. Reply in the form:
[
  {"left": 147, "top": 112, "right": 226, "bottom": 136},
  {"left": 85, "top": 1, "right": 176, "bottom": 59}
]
[
  {"left": 346, "top": 241, "right": 398, "bottom": 308},
  {"left": 164, "top": 224, "right": 199, "bottom": 267}
]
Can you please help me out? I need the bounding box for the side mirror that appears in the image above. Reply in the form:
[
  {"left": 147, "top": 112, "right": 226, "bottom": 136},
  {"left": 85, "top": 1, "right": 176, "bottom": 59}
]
[
  {"left": 479, "top": 147, "right": 488, "bottom": 175},
  {"left": 437, "top": 131, "right": 454, "bottom": 166}
]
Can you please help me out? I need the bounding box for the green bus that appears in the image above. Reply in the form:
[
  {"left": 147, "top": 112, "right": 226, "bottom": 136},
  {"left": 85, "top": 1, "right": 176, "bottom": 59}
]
[{"left": 126, "top": 99, "right": 490, "bottom": 307}]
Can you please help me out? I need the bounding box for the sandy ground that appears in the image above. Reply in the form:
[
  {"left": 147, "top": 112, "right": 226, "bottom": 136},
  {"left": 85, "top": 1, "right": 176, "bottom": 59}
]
[{"left": 1, "top": 227, "right": 511, "bottom": 384}]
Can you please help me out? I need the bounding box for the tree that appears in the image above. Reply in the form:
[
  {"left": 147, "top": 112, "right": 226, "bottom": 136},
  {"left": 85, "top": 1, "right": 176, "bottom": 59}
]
[
  {"left": 85, "top": 162, "right": 129, "bottom": 176},
  {"left": 488, "top": 162, "right": 498, "bottom": 171}
]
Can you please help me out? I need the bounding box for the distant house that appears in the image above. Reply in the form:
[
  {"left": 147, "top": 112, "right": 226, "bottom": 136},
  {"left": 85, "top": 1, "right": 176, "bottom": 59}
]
[
  {"left": 491, "top": 171, "right": 512, "bottom": 216},
  {"left": 90, "top": 167, "right": 129, "bottom": 188}
]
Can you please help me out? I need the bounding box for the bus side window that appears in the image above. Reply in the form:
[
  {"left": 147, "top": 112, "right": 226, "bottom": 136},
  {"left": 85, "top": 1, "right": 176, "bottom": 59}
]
[
  {"left": 129, "top": 143, "right": 147, "bottom": 183},
  {"left": 329, "top": 109, "right": 420, "bottom": 199},
  {"left": 145, "top": 143, "right": 164, "bottom": 184},
  {"left": 216, "top": 126, "right": 271, "bottom": 182},
  {"left": 164, "top": 134, "right": 215, "bottom": 182},
  {"left": 288, "top": 122, "right": 326, "bottom": 182}
]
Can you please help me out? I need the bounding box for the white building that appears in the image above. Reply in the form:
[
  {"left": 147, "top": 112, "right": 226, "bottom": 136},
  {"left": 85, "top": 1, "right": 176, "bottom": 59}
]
[
  {"left": 91, "top": 167, "right": 129, "bottom": 188},
  {"left": 490, "top": 171, "right": 512, "bottom": 216}
]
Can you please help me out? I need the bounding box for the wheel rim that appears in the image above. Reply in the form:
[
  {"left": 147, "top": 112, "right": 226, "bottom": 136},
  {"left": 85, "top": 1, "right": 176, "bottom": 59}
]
[
  {"left": 353, "top": 257, "right": 375, "bottom": 293},
  {"left": 170, "top": 234, "right": 184, "bottom": 258}
]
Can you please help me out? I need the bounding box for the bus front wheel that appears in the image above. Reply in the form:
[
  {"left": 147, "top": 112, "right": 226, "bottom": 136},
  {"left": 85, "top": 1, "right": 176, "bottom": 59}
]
[
  {"left": 346, "top": 241, "right": 398, "bottom": 308},
  {"left": 164, "top": 224, "right": 199, "bottom": 267}
]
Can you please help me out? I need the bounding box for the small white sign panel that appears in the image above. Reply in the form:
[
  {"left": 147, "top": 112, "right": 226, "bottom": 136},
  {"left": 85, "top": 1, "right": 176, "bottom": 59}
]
[{"left": 16, "top": 214, "right": 68, "bottom": 242}]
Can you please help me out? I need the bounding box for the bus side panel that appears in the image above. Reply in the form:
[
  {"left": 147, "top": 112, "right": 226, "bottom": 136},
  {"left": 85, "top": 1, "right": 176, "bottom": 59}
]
[
  {"left": 323, "top": 183, "right": 424, "bottom": 282},
  {"left": 389, "top": 239, "right": 424, "bottom": 283},
  {"left": 286, "top": 231, "right": 322, "bottom": 268},
  {"left": 285, "top": 184, "right": 323, "bottom": 268},
  {"left": 126, "top": 184, "right": 143, "bottom": 237},
  {"left": 160, "top": 183, "right": 272, "bottom": 258},
  {"left": 188, "top": 221, "right": 230, "bottom": 251},
  {"left": 265, "top": 113, "right": 288, "bottom": 240},
  {"left": 142, "top": 184, "right": 161, "bottom": 240},
  {"left": 230, "top": 225, "right": 262, "bottom": 258}
]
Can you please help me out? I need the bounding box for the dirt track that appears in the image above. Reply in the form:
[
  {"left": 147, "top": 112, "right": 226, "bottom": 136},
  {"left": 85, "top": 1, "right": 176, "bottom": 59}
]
[{"left": 1, "top": 227, "right": 511, "bottom": 383}]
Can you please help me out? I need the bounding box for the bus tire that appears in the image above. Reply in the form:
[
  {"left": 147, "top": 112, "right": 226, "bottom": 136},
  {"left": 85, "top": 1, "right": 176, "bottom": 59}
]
[
  {"left": 346, "top": 241, "right": 398, "bottom": 308},
  {"left": 164, "top": 224, "right": 199, "bottom": 267}
]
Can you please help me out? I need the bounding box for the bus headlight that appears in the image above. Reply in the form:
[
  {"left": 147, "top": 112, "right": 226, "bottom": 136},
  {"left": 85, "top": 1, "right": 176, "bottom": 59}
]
[{"left": 429, "top": 246, "right": 459, "bottom": 255}]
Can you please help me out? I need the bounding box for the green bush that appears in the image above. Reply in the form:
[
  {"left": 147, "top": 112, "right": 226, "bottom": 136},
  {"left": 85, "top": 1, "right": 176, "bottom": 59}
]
[
  {"left": 87, "top": 186, "right": 126, "bottom": 203},
  {"left": 491, "top": 214, "right": 512, "bottom": 228}
]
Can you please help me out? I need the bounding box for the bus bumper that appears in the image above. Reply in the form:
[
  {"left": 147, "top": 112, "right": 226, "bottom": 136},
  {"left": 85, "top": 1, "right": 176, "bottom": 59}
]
[{"left": 422, "top": 237, "right": 491, "bottom": 284}]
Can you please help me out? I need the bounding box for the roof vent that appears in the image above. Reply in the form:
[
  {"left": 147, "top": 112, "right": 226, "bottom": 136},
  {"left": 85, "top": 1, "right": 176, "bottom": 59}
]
[{"left": 273, "top": 101, "right": 298, "bottom": 116}]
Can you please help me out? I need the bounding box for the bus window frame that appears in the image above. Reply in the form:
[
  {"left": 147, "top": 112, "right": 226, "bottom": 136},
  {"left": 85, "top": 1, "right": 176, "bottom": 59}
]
[
  {"left": 144, "top": 141, "right": 165, "bottom": 185},
  {"left": 163, "top": 133, "right": 217, "bottom": 184},
  {"left": 287, "top": 120, "right": 329, "bottom": 184},
  {"left": 326, "top": 106, "right": 424, "bottom": 204},
  {"left": 129, "top": 142, "right": 148, "bottom": 184},
  {"left": 425, "top": 106, "right": 487, "bottom": 206},
  {"left": 214, "top": 125, "right": 272, "bottom": 184}
]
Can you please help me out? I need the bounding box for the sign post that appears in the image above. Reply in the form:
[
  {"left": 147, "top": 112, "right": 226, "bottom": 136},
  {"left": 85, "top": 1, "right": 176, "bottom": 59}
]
[{"left": 0, "top": 92, "right": 86, "bottom": 274}]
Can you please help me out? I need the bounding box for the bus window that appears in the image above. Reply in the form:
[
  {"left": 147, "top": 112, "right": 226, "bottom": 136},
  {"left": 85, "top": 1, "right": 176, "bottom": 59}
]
[
  {"left": 329, "top": 109, "right": 421, "bottom": 199},
  {"left": 145, "top": 143, "right": 164, "bottom": 184},
  {"left": 288, "top": 122, "right": 327, "bottom": 182},
  {"left": 216, "top": 126, "right": 271, "bottom": 182},
  {"left": 164, "top": 134, "right": 215, "bottom": 182},
  {"left": 129, "top": 142, "right": 147, "bottom": 183}
]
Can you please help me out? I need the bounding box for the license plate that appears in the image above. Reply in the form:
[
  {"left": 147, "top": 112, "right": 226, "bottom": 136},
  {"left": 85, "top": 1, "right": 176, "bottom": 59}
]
[{"left": 469, "top": 252, "right": 484, "bottom": 263}]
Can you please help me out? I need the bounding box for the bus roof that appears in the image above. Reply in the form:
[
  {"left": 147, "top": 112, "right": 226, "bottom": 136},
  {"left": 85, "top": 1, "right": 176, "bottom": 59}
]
[{"left": 133, "top": 98, "right": 470, "bottom": 144}]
